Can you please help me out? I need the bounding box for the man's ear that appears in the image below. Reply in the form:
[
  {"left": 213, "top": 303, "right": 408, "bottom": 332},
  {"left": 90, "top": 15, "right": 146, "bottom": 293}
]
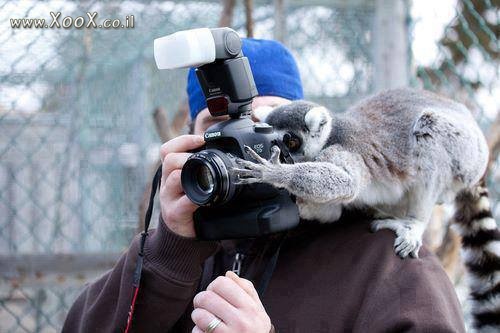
[
  {"left": 304, "top": 106, "right": 331, "bottom": 137},
  {"left": 253, "top": 106, "right": 274, "bottom": 122}
]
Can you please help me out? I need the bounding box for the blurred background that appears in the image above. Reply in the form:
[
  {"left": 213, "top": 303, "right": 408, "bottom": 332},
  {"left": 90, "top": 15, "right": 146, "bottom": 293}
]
[{"left": 0, "top": 0, "right": 498, "bottom": 331}]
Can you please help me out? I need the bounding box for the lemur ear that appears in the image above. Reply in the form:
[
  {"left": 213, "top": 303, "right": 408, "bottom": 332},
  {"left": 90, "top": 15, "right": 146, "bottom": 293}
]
[
  {"left": 253, "top": 106, "right": 274, "bottom": 122},
  {"left": 305, "top": 106, "right": 330, "bottom": 135}
]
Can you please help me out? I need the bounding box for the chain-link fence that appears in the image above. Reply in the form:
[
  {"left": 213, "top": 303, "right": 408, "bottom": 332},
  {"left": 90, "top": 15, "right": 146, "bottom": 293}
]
[{"left": 0, "top": 0, "right": 498, "bottom": 332}]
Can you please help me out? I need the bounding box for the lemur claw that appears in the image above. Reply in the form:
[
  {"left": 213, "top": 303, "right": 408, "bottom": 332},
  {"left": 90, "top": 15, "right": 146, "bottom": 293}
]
[
  {"left": 243, "top": 145, "right": 281, "bottom": 165},
  {"left": 230, "top": 165, "right": 262, "bottom": 184},
  {"left": 235, "top": 158, "right": 260, "bottom": 169},
  {"left": 371, "top": 219, "right": 423, "bottom": 259},
  {"left": 270, "top": 145, "right": 281, "bottom": 164},
  {"left": 243, "top": 145, "right": 267, "bottom": 164},
  {"left": 231, "top": 145, "right": 283, "bottom": 185}
]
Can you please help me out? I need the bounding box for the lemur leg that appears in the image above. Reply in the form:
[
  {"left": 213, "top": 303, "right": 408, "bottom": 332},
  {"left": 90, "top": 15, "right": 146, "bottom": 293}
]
[
  {"left": 232, "top": 146, "right": 365, "bottom": 203},
  {"left": 371, "top": 184, "right": 436, "bottom": 259}
]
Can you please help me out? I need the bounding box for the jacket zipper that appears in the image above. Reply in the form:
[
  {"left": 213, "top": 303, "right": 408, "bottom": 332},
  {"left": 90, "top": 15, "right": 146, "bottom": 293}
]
[{"left": 231, "top": 252, "right": 245, "bottom": 276}]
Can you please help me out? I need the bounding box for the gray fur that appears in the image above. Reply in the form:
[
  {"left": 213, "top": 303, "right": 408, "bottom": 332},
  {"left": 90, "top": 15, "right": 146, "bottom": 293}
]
[{"left": 234, "top": 88, "right": 489, "bottom": 259}]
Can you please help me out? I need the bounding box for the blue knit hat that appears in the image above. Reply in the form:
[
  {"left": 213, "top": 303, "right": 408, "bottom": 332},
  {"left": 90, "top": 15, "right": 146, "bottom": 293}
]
[{"left": 187, "top": 38, "right": 303, "bottom": 119}]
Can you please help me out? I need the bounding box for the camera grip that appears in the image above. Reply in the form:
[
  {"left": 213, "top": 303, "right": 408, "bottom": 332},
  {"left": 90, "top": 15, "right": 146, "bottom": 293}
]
[{"left": 193, "top": 193, "right": 299, "bottom": 240}]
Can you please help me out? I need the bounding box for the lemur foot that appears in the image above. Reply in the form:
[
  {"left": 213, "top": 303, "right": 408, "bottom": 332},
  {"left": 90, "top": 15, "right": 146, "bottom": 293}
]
[
  {"left": 371, "top": 219, "right": 424, "bottom": 259},
  {"left": 230, "top": 145, "right": 282, "bottom": 186}
]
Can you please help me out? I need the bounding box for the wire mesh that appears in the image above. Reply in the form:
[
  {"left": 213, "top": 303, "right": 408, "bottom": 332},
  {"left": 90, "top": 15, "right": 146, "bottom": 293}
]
[{"left": 0, "top": 0, "right": 498, "bottom": 331}]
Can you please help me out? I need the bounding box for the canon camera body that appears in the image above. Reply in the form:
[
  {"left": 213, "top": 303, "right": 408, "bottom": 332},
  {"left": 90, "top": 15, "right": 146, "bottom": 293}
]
[{"left": 154, "top": 27, "right": 299, "bottom": 240}]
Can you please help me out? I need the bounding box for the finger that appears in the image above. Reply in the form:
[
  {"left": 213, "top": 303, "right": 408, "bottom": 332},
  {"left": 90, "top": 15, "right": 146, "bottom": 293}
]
[
  {"left": 173, "top": 195, "right": 198, "bottom": 215},
  {"left": 166, "top": 195, "right": 198, "bottom": 222},
  {"left": 193, "top": 290, "right": 238, "bottom": 324},
  {"left": 161, "top": 152, "right": 191, "bottom": 182},
  {"left": 230, "top": 167, "right": 261, "bottom": 178},
  {"left": 163, "top": 169, "right": 183, "bottom": 195},
  {"left": 243, "top": 145, "right": 267, "bottom": 164},
  {"left": 191, "top": 308, "right": 229, "bottom": 333},
  {"left": 225, "top": 271, "right": 261, "bottom": 305},
  {"left": 233, "top": 178, "right": 260, "bottom": 185},
  {"left": 160, "top": 135, "right": 204, "bottom": 160},
  {"left": 235, "top": 158, "right": 262, "bottom": 169},
  {"left": 161, "top": 194, "right": 198, "bottom": 230},
  {"left": 206, "top": 276, "right": 255, "bottom": 309},
  {"left": 192, "top": 326, "right": 204, "bottom": 333},
  {"left": 270, "top": 146, "right": 281, "bottom": 164}
]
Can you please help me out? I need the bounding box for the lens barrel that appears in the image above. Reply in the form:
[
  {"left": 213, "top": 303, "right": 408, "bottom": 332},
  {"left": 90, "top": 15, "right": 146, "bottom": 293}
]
[{"left": 181, "top": 149, "right": 236, "bottom": 206}]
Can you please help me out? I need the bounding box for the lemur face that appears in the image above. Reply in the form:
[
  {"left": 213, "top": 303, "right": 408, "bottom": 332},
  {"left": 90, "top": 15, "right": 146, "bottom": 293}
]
[{"left": 256, "top": 101, "right": 333, "bottom": 161}]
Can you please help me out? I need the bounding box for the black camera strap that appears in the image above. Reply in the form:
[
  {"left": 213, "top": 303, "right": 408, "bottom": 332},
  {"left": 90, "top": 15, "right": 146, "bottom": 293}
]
[
  {"left": 198, "top": 231, "right": 288, "bottom": 300},
  {"left": 255, "top": 231, "right": 288, "bottom": 298},
  {"left": 125, "top": 164, "right": 162, "bottom": 333}
]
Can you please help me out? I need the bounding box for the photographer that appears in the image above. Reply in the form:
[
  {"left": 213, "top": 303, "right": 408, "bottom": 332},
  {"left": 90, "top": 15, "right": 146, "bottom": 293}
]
[{"left": 63, "top": 39, "right": 465, "bottom": 333}]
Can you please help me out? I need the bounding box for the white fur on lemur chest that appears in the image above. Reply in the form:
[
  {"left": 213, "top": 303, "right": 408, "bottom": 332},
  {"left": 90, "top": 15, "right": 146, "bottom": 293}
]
[{"left": 356, "top": 181, "right": 407, "bottom": 206}]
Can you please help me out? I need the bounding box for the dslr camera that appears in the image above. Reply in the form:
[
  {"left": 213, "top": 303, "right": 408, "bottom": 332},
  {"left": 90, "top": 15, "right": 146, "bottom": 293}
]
[{"left": 154, "top": 28, "right": 299, "bottom": 240}]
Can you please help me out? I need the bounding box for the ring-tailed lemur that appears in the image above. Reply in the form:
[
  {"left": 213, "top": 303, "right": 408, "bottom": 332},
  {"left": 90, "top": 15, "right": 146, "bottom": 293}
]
[
  {"left": 452, "top": 183, "right": 499, "bottom": 333},
  {"left": 232, "top": 88, "right": 490, "bottom": 259}
]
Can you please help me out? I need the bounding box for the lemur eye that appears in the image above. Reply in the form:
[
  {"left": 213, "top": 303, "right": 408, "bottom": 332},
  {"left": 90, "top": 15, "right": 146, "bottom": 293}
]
[{"left": 283, "top": 133, "right": 302, "bottom": 153}]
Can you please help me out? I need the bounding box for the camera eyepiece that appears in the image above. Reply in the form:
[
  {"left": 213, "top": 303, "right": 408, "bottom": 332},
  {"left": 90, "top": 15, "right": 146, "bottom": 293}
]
[{"left": 181, "top": 149, "right": 236, "bottom": 206}]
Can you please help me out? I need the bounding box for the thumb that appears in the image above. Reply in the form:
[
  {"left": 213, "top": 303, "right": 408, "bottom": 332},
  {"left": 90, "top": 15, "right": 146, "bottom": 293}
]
[{"left": 225, "top": 271, "right": 261, "bottom": 304}]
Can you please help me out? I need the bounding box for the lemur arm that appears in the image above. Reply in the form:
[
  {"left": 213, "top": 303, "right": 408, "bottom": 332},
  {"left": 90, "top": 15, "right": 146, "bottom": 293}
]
[{"left": 233, "top": 145, "right": 369, "bottom": 203}]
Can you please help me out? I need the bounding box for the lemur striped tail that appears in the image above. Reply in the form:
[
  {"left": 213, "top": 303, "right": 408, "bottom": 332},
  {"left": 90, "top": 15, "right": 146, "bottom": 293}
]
[{"left": 453, "top": 183, "right": 500, "bottom": 332}]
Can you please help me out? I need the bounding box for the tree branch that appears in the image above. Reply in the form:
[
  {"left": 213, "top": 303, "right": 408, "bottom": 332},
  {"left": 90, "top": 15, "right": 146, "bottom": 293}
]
[
  {"left": 244, "top": 0, "right": 254, "bottom": 37},
  {"left": 219, "top": 0, "right": 236, "bottom": 27}
]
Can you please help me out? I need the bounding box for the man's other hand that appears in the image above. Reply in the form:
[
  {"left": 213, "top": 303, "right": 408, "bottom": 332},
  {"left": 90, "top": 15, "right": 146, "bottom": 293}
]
[
  {"left": 159, "top": 134, "right": 205, "bottom": 238},
  {"left": 191, "top": 271, "right": 272, "bottom": 333}
]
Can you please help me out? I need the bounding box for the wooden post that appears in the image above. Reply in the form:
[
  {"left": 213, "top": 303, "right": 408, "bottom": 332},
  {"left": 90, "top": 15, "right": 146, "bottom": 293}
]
[
  {"left": 274, "top": 0, "right": 286, "bottom": 43},
  {"left": 219, "top": 0, "right": 236, "bottom": 28},
  {"left": 244, "top": 0, "right": 254, "bottom": 38},
  {"left": 373, "top": 0, "right": 409, "bottom": 91}
]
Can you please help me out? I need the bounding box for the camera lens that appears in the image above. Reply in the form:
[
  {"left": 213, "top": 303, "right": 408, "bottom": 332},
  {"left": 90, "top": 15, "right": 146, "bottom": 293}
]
[
  {"left": 181, "top": 149, "right": 236, "bottom": 206},
  {"left": 196, "top": 164, "right": 214, "bottom": 193}
]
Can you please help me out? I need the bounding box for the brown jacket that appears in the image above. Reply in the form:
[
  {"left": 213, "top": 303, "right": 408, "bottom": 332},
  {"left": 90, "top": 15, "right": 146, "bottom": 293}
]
[{"left": 63, "top": 213, "right": 465, "bottom": 332}]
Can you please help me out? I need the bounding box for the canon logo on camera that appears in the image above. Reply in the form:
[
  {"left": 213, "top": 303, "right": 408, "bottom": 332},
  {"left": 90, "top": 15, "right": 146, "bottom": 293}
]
[{"left": 204, "top": 131, "right": 222, "bottom": 140}]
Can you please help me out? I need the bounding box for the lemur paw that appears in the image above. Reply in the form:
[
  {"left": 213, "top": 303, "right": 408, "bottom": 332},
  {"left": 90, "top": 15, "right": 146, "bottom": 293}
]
[
  {"left": 371, "top": 219, "right": 423, "bottom": 259},
  {"left": 230, "top": 145, "right": 281, "bottom": 185}
]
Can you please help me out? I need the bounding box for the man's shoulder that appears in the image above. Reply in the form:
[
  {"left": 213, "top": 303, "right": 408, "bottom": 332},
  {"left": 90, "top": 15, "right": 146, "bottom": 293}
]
[
  {"left": 286, "top": 214, "right": 448, "bottom": 281},
  {"left": 273, "top": 214, "right": 465, "bottom": 332}
]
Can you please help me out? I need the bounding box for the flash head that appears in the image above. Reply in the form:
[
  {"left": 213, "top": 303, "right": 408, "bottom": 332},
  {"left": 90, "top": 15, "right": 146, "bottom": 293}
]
[
  {"left": 154, "top": 27, "right": 257, "bottom": 118},
  {"left": 154, "top": 28, "right": 216, "bottom": 70}
]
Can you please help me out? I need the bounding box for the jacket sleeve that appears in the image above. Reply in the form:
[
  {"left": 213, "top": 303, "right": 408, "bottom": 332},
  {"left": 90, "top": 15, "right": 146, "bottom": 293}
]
[
  {"left": 62, "top": 217, "right": 220, "bottom": 332},
  {"left": 352, "top": 249, "right": 466, "bottom": 333}
]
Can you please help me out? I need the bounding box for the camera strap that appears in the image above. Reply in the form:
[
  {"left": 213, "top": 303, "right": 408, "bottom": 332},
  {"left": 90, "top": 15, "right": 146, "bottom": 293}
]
[
  {"left": 255, "top": 231, "right": 288, "bottom": 298},
  {"left": 198, "top": 230, "right": 288, "bottom": 301},
  {"left": 125, "top": 164, "right": 162, "bottom": 333}
]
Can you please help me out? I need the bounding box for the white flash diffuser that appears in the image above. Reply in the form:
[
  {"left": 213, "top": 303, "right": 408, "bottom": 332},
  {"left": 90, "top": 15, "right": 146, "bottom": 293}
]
[
  {"left": 154, "top": 28, "right": 216, "bottom": 69},
  {"left": 154, "top": 27, "right": 256, "bottom": 117}
]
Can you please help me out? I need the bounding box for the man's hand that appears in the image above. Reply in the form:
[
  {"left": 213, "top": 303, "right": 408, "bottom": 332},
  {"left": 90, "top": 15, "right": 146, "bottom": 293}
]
[
  {"left": 191, "top": 271, "right": 272, "bottom": 333},
  {"left": 159, "top": 135, "right": 205, "bottom": 238}
]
